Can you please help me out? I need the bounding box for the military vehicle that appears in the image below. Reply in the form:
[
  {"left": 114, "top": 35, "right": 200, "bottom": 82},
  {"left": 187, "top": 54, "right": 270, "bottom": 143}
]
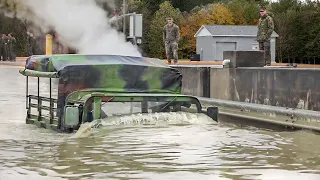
[{"left": 19, "top": 54, "right": 218, "bottom": 133}]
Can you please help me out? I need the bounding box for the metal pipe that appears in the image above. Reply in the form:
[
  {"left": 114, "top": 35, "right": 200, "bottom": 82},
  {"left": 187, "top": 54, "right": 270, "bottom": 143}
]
[
  {"left": 122, "top": 0, "right": 127, "bottom": 36},
  {"left": 121, "top": 13, "right": 136, "bottom": 16},
  {"left": 132, "top": 12, "right": 136, "bottom": 45},
  {"left": 26, "top": 76, "right": 28, "bottom": 109},
  {"left": 49, "top": 78, "right": 53, "bottom": 124},
  {"left": 198, "top": 97, "right": 320, "bottom": 121},
  {"left": 219, "top": 111, "right": 320, "bottom": 133},
  {"left": 46, "top": 34, "right": 53, "bottom": 55},
  {"left": 37, "top": 77, "right": 40, "bottom": 121}
]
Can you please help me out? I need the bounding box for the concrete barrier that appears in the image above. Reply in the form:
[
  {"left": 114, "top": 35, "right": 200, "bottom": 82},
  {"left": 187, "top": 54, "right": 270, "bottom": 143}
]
[
  {"left": 173, "top": 65, "right": 320, "bottom": 112},
  {"left": 174, "top": 66, "right": 213, "bottom": 97}
]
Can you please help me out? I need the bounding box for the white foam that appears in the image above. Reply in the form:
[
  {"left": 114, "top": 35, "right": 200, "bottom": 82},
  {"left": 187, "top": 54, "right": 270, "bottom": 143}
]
[{"left": 71, "top": 112, "right": 217, "bottom": 138}]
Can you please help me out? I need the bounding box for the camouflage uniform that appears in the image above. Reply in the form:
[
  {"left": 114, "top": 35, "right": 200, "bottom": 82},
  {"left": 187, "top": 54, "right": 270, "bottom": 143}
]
[
  {"left": 1, "top": 35, "right": 9, "bottom": 61},
  {"left": 109, "top": 15, "right": 123, "bottom": 32},
  {"left": 257, "top": 12, "right": 274, "bottom": 66},
  {"left": 7, "top": 36, "right": 16, "bottom": 61},
  {"left": 163, "top": 23, "right": 180, "bottom": 64},
  {"left": 26, "top": 33, "right": 36, "bottom": 56},
  {"left": 0, "top": 35, "right": 3, "bottom": 61}
]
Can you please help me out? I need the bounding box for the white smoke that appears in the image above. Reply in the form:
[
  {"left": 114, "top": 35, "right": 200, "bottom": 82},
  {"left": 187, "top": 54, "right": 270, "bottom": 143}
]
[{"left": 10, "top": 0, "right": 141, "bottom": 56}]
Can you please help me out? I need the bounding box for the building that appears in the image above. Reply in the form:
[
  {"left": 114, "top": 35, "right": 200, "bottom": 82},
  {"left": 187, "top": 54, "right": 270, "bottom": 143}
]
[{"left": 194, "top": 25, "right": 279, "bottom": 62}]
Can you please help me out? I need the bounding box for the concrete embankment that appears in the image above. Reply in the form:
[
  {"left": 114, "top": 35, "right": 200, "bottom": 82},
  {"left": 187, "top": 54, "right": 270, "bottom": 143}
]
[
  {"left": 172, "top": 65, "right": 320, "bottom": 111},
  {"left": 171, "top": 64, "right": 320, "bottom": 131}
]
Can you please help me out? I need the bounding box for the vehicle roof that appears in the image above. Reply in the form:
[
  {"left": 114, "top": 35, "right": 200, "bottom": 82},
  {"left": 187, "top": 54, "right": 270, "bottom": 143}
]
[
  {"left": 19, "top": 54, "right": 183, "bottom": 95},
  {"left": 23, "top": 54, "right": 169, "bottom": 73}
]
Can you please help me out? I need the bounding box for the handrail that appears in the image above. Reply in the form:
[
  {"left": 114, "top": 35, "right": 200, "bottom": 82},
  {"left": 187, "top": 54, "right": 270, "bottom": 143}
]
[
  {"left": 29, "top": 95, "right": 58, "bottom": 103},
  {"left": 27, "top": 95, "right": 58, "bottom": 124},
  {"left": 19, "top": 69, "right": 59, "bottom": 78}
]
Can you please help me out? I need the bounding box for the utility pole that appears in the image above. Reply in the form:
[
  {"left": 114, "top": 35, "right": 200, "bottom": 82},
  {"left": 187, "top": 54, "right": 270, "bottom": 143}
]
[{"left": 122, "top": 0, "right": 127, "bottom": 37}]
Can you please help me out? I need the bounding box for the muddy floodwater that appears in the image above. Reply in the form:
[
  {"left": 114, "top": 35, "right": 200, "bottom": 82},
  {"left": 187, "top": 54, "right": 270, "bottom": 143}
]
[{"left": 1, "top": 65, "right": 320, "bottom": 180}]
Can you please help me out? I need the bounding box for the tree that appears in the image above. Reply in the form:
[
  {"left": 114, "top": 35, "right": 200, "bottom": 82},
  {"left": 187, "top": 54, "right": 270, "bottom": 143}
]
[
  {"left": 207, "top": 3, "right": 235, "bottom": 25},
  {"left": 179, "top": 3, "right": 235, "bottom": 55}
]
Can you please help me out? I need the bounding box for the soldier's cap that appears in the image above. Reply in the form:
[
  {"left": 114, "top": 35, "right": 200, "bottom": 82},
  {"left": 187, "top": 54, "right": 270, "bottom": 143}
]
[
  {"left": 260, "top": 7, "right": 266, "bottom": 12},
  {"left": 166, "top": 17, "right": 173, "bottom": 20}
]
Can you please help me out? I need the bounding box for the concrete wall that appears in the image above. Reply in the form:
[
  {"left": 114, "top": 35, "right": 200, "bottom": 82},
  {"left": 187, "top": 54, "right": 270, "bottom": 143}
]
[
  {"left": 174, "top": 66, "right": 320, "bottom": 111},
  {"left": 177, "top": 66, "right": 210, "bottom": 97},
  {"left": 196, "top": 36, "right": 276, "bottom": 62}
]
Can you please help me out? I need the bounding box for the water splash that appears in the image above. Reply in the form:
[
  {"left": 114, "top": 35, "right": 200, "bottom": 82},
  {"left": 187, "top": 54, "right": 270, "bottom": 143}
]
[{"left": 71, "top": 112, "right": 217, "bottom": 138}]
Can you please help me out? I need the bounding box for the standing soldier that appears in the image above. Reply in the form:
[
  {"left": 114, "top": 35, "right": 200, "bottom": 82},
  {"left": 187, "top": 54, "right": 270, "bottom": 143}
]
[
  {"left": 163, "top": 17, "right": 180, "bottom": 64},
  {"left": 7, "top": 33, "right": 16, "bottom": 61},
  {"left": 0, "top": 34, "right": 3, "bottom": 61},
  {"left": 256, "top": 7, "right": 274, "bottom": 66},
  {"left": 1, "top": 34, "right": 8, "bottom": 61},
  {"left": 26, "top": 31, "right": 36, "bottom": 56},
  {"left": 109, "top": 9, "right": 123, "bottom": 32}
]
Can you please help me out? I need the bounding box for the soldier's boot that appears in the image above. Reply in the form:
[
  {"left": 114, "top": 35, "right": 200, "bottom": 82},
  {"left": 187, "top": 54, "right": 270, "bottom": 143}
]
[{"left": 12, "top": 52, "right": 16, "bottom": 61}]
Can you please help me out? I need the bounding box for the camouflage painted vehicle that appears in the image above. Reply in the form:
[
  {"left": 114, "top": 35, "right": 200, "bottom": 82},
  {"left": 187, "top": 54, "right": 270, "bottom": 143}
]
[{"left": 19, "top": 54, "right": 218, "bottom": 133}]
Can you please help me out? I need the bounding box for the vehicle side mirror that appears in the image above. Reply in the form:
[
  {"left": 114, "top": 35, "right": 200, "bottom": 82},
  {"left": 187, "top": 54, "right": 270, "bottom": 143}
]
[{"left": 207, "top": 106, "right": 218, "bottom": 122}]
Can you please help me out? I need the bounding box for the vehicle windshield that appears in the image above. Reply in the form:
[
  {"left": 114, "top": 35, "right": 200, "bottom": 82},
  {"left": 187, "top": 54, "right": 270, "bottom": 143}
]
[{"left": 80, "top": 100, "right": 200, "bottom": 122}]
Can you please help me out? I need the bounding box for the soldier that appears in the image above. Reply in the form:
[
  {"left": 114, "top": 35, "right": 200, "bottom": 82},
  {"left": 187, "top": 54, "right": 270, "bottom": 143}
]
[
  {"left": 7, "top": 33, "right": 16, "bottom": 61},
  {"left": 1, "top": 34, "right": 8, "bottom": 61},
  {"left": 256, "top": 7, "right": 274, "bottom": 66},
  {"left": 0, "top": 34, "right": 3, "bottom": 61},
  {"left": 163, "top": 17, "right": 180, "bottom": 64},
  {"left": 26, "top": 31, "right": 36, "bottom": 56},
  {"left": 109, "top": 9, "right": 123, "bottom": 32}
]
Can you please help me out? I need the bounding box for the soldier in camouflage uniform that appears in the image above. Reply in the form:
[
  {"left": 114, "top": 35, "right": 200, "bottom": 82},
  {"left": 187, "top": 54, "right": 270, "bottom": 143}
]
[
  {"left": 257, "top": 8, "right": 274, "bottom": 66},
  {"left": 26, "top": 31, "right": 36, "bottom": 56},
  {"left": 163, "top": 17, "right": 180, "bottom": 64},
  {"left": 0, "top": 34, "right": 3, "bottom": 61},
  {"left": 109, "top": 9, "right": 123, "bottom": 32},
  {"left": 7, "top": 33, "right": 16, "bottom": 61},
  {"left": 1, "top": 34, "right": 8, "bottom": 61}
]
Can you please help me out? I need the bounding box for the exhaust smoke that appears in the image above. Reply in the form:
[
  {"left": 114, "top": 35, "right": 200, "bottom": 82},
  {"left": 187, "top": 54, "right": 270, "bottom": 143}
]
[{"left": 2, "top": 0, "right": 141, "bottom": 56}]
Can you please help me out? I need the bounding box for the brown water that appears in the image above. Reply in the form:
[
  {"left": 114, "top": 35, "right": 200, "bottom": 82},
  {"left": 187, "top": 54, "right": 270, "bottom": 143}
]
[{"left": 1, "top": 65, "right": 320, "bottom": 180}]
